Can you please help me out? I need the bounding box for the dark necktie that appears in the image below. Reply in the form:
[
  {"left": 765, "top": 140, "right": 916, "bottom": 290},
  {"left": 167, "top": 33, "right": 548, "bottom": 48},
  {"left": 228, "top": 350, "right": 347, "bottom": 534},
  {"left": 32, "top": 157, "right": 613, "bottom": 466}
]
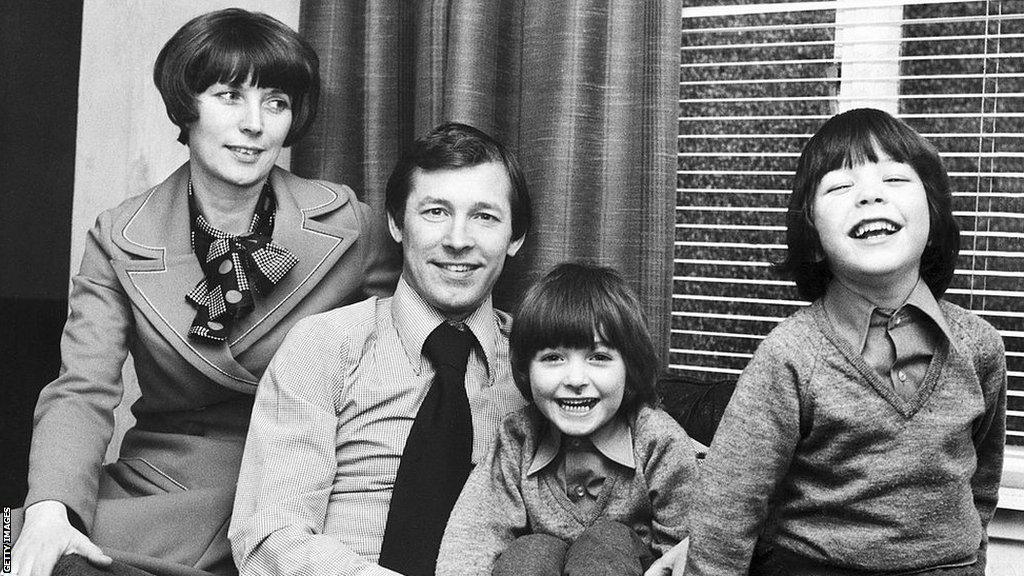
[{"left": 378, "top": 321, "right": 476, "bottom": 576}]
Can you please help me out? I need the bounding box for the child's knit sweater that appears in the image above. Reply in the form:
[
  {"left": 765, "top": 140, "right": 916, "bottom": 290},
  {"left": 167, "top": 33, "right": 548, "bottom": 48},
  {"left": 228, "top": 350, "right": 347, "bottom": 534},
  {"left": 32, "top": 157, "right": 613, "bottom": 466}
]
[
  {"left": 686, "top": 299, "right": 1006, "bottom": 575},
  {"left": 436, "top": 404, "right": 697, "bottom": 576}
]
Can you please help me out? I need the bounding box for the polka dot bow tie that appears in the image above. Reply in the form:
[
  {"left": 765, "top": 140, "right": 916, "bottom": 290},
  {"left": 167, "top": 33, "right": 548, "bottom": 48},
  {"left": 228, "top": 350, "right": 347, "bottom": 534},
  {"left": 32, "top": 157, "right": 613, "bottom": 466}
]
[{"left": 186, "top": 181, "right": 297, "bottom": 343}]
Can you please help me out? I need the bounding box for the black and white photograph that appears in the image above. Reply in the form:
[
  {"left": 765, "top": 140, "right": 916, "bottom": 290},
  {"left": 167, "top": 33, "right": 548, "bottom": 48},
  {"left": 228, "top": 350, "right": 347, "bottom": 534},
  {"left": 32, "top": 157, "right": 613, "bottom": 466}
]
[{"left": 2, "top": 1, "right": 1021, "bottom": 575}]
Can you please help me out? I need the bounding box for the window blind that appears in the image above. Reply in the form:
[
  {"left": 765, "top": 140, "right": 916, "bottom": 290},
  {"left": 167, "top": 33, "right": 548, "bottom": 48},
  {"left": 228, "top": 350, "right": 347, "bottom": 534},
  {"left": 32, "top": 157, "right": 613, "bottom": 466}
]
[{"left": 674, "top": 0, "right": 1024, "bottom": 446}]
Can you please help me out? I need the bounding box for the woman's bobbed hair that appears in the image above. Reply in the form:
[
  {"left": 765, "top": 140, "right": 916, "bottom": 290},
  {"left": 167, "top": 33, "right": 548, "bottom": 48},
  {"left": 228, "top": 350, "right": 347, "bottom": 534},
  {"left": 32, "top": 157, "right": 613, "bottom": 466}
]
[{"left": 153, "top": 8, "right": 319, "bottom": 146}]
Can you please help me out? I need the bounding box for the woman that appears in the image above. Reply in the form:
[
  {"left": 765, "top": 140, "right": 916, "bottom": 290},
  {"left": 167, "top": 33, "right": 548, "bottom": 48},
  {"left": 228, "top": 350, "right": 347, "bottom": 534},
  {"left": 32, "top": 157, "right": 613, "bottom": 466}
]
[{"left": 11, "top": 9, "right": 396, "bottom": 576}]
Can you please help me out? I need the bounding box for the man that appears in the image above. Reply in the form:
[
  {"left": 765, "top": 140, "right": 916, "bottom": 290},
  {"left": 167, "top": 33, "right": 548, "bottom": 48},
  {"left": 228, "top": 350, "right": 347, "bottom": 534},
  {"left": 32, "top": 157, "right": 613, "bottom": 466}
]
[{"left": 229, "top": 123, "right": 531, "bottom": 576}]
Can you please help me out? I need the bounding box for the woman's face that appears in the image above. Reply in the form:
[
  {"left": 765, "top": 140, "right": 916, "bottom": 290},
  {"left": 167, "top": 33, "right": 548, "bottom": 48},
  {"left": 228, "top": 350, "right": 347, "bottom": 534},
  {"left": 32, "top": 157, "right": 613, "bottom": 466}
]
[{"left": 188, "top": 79, "right": 292, "bottom": 195}]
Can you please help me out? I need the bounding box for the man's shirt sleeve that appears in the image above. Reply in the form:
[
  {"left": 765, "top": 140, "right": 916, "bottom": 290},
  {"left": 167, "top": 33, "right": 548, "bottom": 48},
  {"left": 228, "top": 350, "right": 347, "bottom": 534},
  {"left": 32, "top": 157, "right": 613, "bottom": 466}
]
[{"left": 228, "top": 314, "right": 400, "bottom": 576}]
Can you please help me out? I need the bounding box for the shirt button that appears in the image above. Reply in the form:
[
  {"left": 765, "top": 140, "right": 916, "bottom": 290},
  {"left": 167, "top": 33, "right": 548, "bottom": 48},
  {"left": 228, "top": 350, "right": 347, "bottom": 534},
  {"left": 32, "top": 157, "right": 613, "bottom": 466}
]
[
  {"left": 898, "top": 371, "right": 907, "bottom": 382},
  {"left": 574, "top": 485, "right": 586, "bottom": 498}
]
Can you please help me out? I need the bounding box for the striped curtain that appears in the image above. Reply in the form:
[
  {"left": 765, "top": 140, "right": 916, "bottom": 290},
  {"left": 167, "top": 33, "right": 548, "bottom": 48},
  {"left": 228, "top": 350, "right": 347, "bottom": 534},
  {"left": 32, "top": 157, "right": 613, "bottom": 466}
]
[{"left": 294, "top": 0, "right": 682, "bottom": 360}]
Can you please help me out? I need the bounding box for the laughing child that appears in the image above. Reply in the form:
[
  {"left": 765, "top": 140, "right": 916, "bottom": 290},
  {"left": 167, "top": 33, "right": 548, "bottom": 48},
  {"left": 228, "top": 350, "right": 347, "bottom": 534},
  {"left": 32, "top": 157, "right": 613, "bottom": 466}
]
[
  {"left": 684, "top": 108, "right": 1007, "bottom": 576},
  {"left": 436, "top": 262, "right": 698, "bottom": 576}
]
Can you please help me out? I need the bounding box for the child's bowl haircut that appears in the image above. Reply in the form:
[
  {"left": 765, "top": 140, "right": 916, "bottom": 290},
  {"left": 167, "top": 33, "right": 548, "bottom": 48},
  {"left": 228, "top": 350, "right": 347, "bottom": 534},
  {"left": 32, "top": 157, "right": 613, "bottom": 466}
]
[{"left": 779, "top": 108, "right": 960, "bottom": 301}]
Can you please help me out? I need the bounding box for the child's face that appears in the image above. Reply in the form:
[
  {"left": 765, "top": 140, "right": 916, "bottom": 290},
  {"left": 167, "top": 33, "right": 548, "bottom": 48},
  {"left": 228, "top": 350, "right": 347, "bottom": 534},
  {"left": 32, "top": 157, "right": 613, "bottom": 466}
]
[
  {"left": 812, "top": 152, "right": 930, "bottom": 297},
  {"left": 529, "top": 335, "right": 626, "bottom": 438}
]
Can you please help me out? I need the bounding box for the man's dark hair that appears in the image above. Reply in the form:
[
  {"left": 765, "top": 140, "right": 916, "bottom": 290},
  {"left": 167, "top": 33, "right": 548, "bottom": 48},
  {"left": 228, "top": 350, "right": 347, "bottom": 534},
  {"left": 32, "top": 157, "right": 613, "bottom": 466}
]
[
  {"left": 153, "top": 8, "right": 320, "bottom": 146},
  {"left": 385, "top": 122, "right": 531, "bottom": 242}
]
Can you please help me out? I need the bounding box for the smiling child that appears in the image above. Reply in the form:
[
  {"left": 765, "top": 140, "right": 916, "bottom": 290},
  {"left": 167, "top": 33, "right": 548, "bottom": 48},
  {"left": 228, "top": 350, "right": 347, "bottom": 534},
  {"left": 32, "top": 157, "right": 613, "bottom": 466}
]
[
  {"left": 436, "top": 262, "right": 698, "bottom": 576},
  {"left": 684, "top": 108, "right": 1007, "bottom": 576}
]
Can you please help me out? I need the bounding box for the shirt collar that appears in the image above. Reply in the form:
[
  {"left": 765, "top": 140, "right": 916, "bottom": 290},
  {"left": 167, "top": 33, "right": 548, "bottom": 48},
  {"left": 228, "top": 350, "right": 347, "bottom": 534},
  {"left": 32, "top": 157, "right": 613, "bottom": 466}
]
[
  {"left": 822, "top": 278, "right": 951, "bottom": 350},
  {"left": 527, "top": 416, "right": 635, "bottom": 476},
  {"left": 390, "top": 275, "right": 500, "bottom": 378},
  {"left": 903, "top": 280, "right": 952, "bottom": 341}
]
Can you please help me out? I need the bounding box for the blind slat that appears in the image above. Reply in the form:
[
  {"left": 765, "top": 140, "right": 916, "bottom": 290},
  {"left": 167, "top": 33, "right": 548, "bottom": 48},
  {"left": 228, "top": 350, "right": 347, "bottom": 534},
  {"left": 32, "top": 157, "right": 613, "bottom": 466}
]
[
  {"left": 683, "top": 73, "right": 1022, "bottom": 86},
  {"left": 675, "top": 276, "right": 796, "bottom": 286},
  {"left": 680, "top": 113, "right": 1024, "bottom": 122},
  {"left": 673, "top": 294, "right": 810, "bottom": 307},
  {"left": 682, "top": 0, "right": 1021, "bottom": 19},
  {"left": 682, "top": 33, "right": 1024, "bottom": 52},
  {"left": 675, "top": 349, "right": 755, "bottom": 360},
  {"left": 682, "top": 53, "right": 1024, "bottom": 69},
  {"left": 672, "top": 311, "right": 786, "bottom": 323},
  {"left": 680, "top": 93, "right": 1024, "bottom": 105},
  {"left": 683, "top": 13, "right": 1024, "bottom": 36},
  {"left": 678, "top": 151, "right": 1024, "bottom": 160},
  {"left": 672, "top": 329, "right": 767, "bottom": 340}
]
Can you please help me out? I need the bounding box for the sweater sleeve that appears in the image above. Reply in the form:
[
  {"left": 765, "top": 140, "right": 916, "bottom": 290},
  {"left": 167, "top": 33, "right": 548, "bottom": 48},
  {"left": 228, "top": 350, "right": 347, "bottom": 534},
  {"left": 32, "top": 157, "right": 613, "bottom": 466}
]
[
  {"left": 966, "top": 323, "right": 1008, "bottom": 575},
  {"left": 684, "top": 328, "right": 808, "bottom": 575},
  {"left": 638, "top": 408, "right": 699, "bottom": 555},
  {"left": 25, "top": 211, "right": 132, "bottom": 531},
  {"left": 436, "top": 412, "right": 531, "bottom": 576}
]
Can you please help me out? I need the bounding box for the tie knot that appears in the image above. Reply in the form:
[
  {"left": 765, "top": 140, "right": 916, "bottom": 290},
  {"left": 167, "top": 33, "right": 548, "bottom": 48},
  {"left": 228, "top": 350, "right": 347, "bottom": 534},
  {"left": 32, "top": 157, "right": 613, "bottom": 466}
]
[{"left": 423, "top": 321, "right": 475, "bottom": 370}]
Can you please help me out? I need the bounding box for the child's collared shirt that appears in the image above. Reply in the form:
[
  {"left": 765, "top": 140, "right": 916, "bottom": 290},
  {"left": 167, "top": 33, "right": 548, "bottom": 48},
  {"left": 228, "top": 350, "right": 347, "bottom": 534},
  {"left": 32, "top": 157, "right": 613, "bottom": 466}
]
[
  {"left": 527, "top": 416, "right": 634, "bottom": 517},
  {"left": 436, "top": 405, "right": 697, "bottom": 576},
  {"left": 822, "top": 278, "right": 951, "bottom": 401}
]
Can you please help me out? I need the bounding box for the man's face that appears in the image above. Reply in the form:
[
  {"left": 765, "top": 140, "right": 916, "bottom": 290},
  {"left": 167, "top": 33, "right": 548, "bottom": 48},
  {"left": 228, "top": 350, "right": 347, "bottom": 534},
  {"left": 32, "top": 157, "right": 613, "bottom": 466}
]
[{"left": 389, "top": 162, "right": 524, "bottom": 319}]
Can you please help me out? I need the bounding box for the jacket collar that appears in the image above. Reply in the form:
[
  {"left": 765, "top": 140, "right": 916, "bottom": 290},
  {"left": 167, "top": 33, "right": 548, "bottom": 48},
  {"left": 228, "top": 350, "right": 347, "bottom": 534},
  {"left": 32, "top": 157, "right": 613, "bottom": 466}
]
[{"left": 109, "top": 163, "right": 357, "bottom": 392}]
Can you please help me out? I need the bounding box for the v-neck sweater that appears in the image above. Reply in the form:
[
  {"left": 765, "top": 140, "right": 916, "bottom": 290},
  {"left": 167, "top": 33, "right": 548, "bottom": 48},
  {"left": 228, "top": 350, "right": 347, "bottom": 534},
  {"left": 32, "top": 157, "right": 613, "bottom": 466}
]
[
  {"left": 686, "top": 298, "right": 1007, "bottom": 575},
  {"left": 436, "top": 404, "right": 698, "bottom": 576}
]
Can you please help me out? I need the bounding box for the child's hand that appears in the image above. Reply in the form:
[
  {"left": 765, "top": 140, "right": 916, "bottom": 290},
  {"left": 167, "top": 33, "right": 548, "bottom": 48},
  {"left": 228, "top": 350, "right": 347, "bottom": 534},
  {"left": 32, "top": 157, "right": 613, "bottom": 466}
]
[{"left": 645, "top": 539, "right": 689, "bottom": 576}]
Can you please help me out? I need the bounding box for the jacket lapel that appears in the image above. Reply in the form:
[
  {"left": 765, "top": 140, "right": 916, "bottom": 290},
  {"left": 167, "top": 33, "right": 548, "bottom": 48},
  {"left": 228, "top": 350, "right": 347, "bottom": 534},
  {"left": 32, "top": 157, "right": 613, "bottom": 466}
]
[
  {"left": 108, "top": 164, "right": 358, "bottom": 393},
  {"left": 226, "top": 167, "right": 358, "bottom": 352},
  {"left": 110, "top": 164, "right": 259, "bottom": 392}
]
